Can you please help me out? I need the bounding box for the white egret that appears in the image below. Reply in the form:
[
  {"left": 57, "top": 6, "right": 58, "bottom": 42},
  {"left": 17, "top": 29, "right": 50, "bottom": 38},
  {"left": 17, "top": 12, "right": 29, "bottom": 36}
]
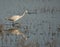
[{"left": 5, "top": 10, "right": 28, "bottom": 27}]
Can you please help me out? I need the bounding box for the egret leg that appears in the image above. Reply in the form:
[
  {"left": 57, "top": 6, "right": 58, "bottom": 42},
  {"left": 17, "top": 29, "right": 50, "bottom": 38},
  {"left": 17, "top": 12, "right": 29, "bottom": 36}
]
[{"left": 11, "top": 21, "right": 15, "bottom": 28}]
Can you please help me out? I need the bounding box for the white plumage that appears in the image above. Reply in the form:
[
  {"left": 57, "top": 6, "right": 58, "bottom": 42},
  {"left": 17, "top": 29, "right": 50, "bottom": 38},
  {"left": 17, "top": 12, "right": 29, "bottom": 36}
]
[
  {"left": 6, "top": 10, "right": 28, "bottom": 22},
  {"left": 8, "top": 15, "right": 23, "bottom": 21}
]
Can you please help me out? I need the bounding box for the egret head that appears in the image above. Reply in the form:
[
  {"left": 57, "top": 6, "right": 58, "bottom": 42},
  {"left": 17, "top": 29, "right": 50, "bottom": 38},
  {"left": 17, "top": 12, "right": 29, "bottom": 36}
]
[{"left": 25, "top": 10, "right": 28, "bottom": 13}]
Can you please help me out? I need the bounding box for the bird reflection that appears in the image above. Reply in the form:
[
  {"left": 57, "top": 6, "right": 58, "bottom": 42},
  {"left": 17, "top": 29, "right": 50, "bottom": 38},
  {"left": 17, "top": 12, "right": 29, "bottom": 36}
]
[{"left": 7, "top": 28, "right": 27, "bottom": 40}]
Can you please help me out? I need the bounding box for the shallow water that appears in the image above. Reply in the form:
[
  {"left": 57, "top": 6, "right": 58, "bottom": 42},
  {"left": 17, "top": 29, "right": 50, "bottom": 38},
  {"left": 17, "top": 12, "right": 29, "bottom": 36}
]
[{"left": 0, "top": 0, "right": 60, "bottom": 47}]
